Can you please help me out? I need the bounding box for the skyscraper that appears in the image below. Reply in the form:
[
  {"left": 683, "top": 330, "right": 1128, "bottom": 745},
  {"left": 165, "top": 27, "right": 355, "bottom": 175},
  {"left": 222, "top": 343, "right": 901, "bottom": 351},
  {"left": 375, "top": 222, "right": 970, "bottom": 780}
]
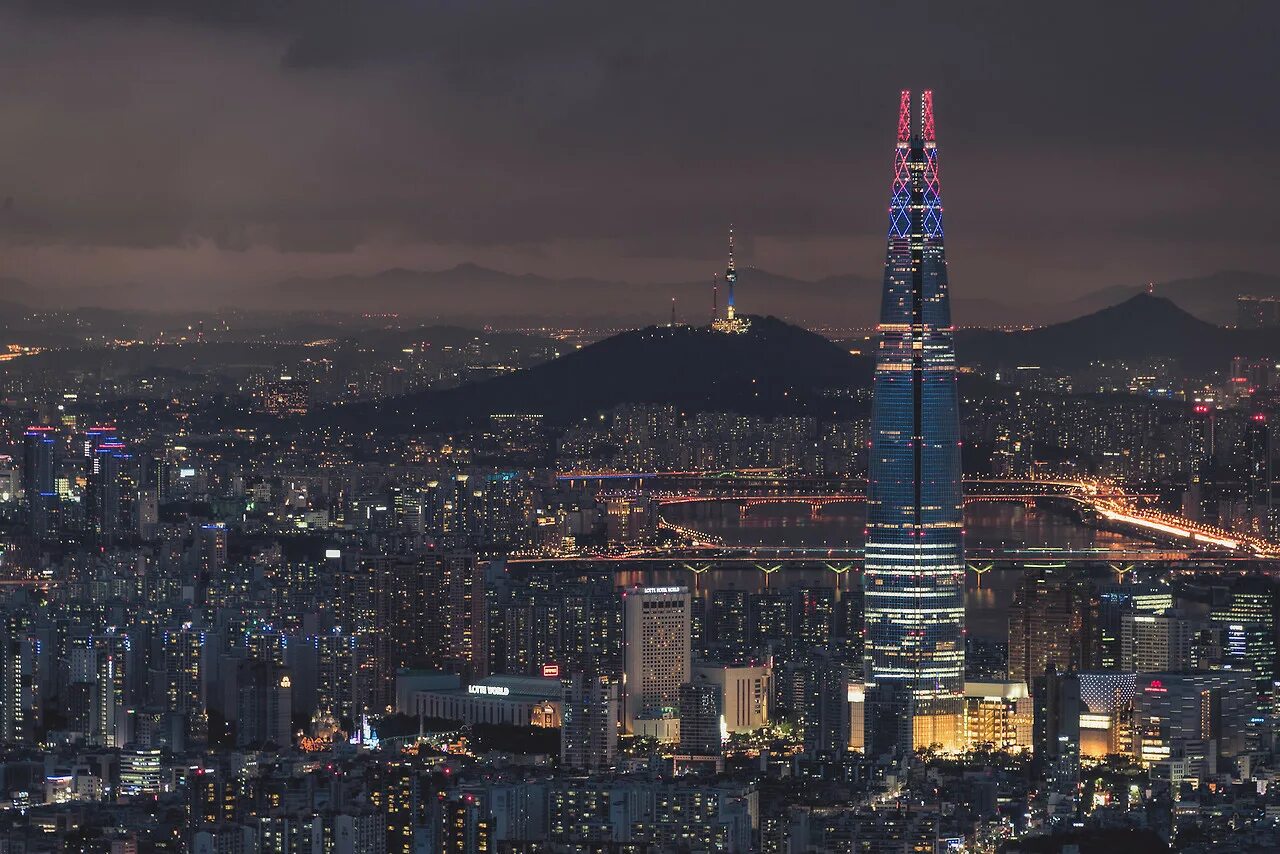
[
  {"left": 23, "top": 426, "right": 58, "bottom": 539},
  {"left": 85, "top": 427, "right": 134, "bottom": 545},
  {"left": 622, "top": 585, "right": 691, "bottom": 732},
  {"left": 1244, "top": 413, "right": 1272, "bottom": 536},
  {"left": 863, "top": 90, "right": 966, "bottom": 754}
]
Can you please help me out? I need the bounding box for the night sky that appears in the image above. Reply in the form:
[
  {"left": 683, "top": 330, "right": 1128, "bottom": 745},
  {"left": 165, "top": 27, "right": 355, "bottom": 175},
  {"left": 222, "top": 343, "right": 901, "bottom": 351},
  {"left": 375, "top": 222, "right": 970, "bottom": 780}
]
[{"left": 0, "top": 1, "right": 1276, "bottom": 310}]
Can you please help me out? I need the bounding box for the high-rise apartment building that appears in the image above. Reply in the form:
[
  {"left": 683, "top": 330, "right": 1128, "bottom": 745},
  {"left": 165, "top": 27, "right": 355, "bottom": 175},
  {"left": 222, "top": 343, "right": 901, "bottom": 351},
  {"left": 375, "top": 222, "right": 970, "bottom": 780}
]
[
  {"left": 84, "top": 426, "right": 135, "bottom": 545},
  {"left": 0, "top": 612, "right": 33, "bottom": 744},
  {"left": 234, "top": 660, "right": 292, "bottom": 748},
  {"left": 560, "top": 672, "right": 619, "bottom": 771},
  {"left": 1244, "top": 414, "right": 1272, "bottom": 536},
  {"left": 677, "top": 680, "right": 724, "bottom": 757},
  {"left": 804, "top": 654, "right": 854, "bottom": 757},
  {"left": 863, "top": 90, "right": 966, "bottom": 755}
]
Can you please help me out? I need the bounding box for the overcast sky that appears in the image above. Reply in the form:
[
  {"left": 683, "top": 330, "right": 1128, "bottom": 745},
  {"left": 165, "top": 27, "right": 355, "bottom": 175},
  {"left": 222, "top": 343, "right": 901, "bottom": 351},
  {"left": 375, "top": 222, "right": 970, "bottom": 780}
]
[{"left": 0, "top": 1, "right": 1276, "bottom": 307}]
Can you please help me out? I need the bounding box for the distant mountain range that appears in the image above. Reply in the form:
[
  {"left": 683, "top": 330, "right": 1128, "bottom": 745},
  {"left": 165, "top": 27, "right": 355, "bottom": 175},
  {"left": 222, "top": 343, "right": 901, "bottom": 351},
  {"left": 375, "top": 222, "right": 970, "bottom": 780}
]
[
  {"left": 322, "top": 293, "right": 1279, "bottom": 430},
  {"left": 0, "top": 264, "right": 1276, "bottom": 329},
  {"left": 270, "top": 263, "right": 888, "bottom": 327},
  {"left": 268, "top": 265, "right": 1280, "bottom": 328}
]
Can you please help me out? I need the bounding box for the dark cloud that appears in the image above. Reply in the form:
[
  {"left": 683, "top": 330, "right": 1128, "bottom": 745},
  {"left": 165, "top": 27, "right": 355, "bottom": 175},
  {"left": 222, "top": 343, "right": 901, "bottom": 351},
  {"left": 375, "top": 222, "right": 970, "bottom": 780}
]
[{"left": 0, "top": 1, "right": 1275, "bottom": 309}]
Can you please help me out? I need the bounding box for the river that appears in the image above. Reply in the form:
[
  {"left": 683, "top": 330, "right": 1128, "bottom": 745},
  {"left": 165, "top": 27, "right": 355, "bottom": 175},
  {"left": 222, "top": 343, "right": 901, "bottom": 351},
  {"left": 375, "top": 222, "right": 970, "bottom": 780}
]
[{"left": 657, "top": 499, "right": 1154, "bottom": 640}]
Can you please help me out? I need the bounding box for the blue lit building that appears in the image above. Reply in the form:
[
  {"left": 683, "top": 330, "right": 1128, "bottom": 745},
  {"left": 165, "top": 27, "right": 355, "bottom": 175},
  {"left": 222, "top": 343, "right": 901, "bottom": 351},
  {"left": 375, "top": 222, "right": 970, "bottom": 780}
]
[{"left": 863, "top": 90, "right": 966, "bottom": 754}]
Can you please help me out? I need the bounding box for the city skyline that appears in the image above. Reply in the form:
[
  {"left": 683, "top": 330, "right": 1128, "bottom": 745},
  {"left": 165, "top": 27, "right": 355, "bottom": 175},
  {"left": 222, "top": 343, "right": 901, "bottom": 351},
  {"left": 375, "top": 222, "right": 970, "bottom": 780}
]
[{"left": 0, "top": 5, "right": 1278, "bottom": 850}]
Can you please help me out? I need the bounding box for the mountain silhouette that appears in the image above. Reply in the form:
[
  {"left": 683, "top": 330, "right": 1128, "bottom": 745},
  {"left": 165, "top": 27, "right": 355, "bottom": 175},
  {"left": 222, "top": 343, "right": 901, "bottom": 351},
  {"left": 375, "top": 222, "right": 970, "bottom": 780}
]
[
  {"left": 958, "top": 293, "right": 1279, "bottom": 369},
  {"left": 328, "top": 315, "right": 874, "bottom": 429}
]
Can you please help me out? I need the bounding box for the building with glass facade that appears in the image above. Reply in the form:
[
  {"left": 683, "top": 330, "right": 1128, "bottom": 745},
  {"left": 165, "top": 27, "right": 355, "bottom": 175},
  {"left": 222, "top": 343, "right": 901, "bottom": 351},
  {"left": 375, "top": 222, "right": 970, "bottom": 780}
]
[{"left": 863, "top": 90, "right": 966, "bottom": 754}]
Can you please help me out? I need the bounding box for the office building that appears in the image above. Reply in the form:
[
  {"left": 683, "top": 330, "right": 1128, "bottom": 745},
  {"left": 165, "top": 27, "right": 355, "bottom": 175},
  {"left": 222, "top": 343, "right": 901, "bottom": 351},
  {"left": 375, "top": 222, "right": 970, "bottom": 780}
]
[
  {"left": 1032, "top": 664, "right": 1081, "bottom": 825},
  {"left": 691, "top": 663, "right": 770, "bottom": 732},
  {"left": 1120, "top": 609, "right": 1204, "bottom": 672},
  {"left": 1132, "top": 671, "right": 1254, "bottom": 767},
  {"left": 1210, "top": 584, "right": 1277, "bottom": 714}
]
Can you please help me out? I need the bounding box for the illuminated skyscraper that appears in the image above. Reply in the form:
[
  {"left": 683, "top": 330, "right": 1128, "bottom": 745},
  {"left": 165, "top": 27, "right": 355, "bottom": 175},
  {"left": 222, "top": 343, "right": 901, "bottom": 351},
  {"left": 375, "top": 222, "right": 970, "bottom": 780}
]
[
  {"left": 622, "top": 585, "right": 691, "bottom": 732},
  {"left": 863, "top": 90, "right": 965, "bottom": 754}
]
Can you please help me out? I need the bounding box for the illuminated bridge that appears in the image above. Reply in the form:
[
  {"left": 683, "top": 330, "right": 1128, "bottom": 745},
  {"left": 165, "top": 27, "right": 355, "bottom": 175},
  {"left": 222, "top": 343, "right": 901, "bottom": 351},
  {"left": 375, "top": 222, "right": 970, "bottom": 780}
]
[
  {"left": 508, "top": 541, "right": 1280, "bottom": 572},
  {"left": 503, "top": 551, "right": 1280, "bottom": 592},
  {"left": 556, "top": 470, "right": 1280, "bottom": 561},
  {"left": 658, "top": 492, "right": 1092, "bottom": 513}
]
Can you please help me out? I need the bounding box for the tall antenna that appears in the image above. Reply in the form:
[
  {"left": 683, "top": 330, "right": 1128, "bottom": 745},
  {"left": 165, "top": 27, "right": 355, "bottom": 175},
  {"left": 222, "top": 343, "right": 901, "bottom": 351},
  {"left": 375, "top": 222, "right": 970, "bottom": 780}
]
[
  {"left": 725, "top": 224, "right": 737, "bottom": 321},
  {"left": 712, "top": 273, "right": 719, "bottom": 322},
  {"left": 670, "top": 296, "right": 677, "bottom": 327}
]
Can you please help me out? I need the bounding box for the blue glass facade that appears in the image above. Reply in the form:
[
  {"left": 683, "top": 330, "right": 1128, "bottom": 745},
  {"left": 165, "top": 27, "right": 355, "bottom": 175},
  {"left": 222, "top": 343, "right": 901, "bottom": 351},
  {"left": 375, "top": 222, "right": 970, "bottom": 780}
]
[{"left": 863, "top": 91, "right": 966, "bottom": 753}]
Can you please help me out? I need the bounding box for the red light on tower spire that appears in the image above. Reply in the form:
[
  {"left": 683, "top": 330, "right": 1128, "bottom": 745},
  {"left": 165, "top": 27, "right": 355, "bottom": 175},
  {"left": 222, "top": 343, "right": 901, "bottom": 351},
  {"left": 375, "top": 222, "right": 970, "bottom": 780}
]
[
  {"left": 897, "top": 89, "right": 911, "bottom": 143},
  {"left": 921, "top": 90, "right": 935, "bottom": 142}
]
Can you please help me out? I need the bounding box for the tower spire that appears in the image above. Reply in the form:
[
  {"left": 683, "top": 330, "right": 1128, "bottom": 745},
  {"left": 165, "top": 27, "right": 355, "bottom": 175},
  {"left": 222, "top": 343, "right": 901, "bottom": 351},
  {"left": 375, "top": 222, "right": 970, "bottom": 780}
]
[
  {"left": 725, "top": 224, "right": 736, "bottom": 321},
  {"left": 712, "top": 273, "right": 719, "bottom": 323},
  {"left": 897, "top": 89, "right": 912, "bottom": 143}
]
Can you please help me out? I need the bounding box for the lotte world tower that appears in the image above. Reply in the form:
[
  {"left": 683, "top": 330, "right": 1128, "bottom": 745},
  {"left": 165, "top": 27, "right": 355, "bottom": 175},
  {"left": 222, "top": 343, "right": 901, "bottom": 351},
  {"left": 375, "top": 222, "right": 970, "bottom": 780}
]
[{"left": 863, "top": 90, "right": 966, "bottom": 755}]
